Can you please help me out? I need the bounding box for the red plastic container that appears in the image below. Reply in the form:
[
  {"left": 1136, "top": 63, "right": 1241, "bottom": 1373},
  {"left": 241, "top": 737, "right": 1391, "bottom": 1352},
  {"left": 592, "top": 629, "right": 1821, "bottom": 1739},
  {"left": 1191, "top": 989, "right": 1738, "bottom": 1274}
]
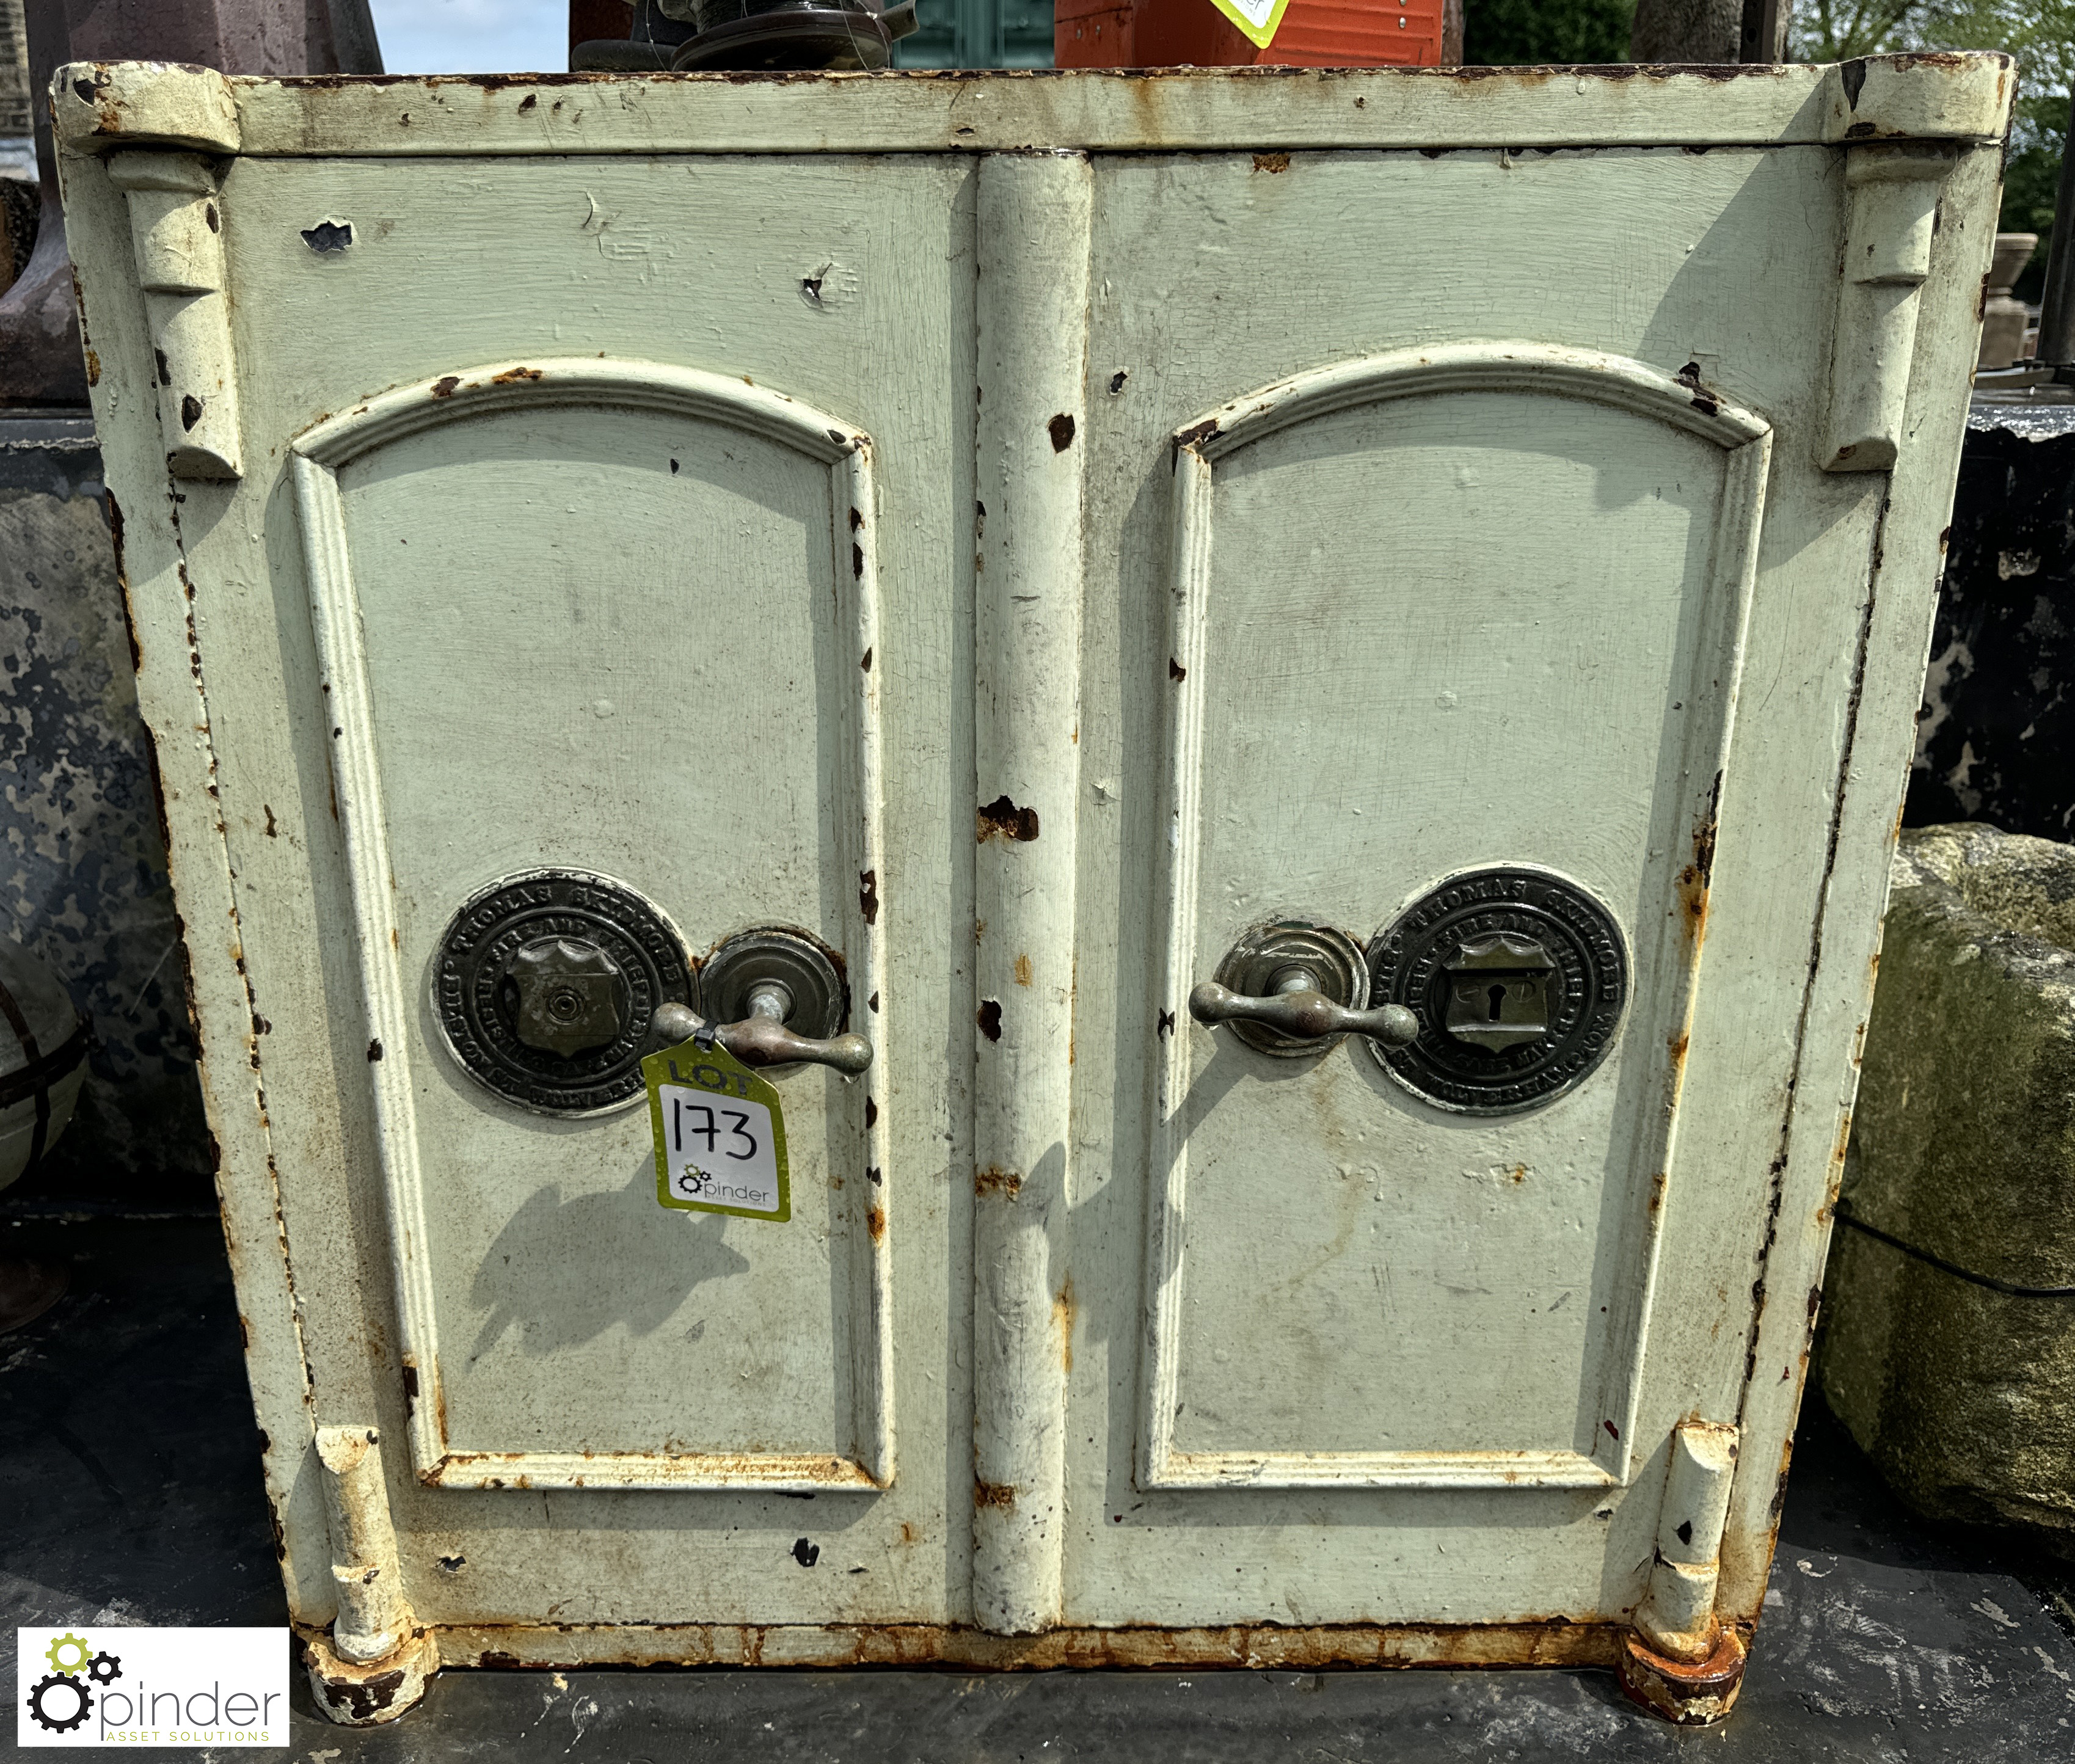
[{"left": 1056, "top": 0, "right": 1455, "bottom": 69}]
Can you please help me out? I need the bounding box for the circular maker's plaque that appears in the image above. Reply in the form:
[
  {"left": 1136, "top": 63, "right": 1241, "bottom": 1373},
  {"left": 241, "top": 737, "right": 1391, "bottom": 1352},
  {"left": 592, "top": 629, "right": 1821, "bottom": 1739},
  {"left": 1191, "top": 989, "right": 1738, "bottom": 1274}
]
[
  {"left": 1365, "top": 867, "right": 1628, "bottom": 1116},
  {"left": 432, "top": 869, "right": 695, "bottom": 1116}
]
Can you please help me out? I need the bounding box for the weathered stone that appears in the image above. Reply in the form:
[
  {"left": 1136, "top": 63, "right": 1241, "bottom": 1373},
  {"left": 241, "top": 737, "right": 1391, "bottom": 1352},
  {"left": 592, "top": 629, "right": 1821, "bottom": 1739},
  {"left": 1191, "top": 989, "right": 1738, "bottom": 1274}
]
[
  {"left": 1819, "top": 822, "right": 2075, "bottom": 1545},
  {"left": 0, "top": 417, "right": 210, "bottom": 1199}
]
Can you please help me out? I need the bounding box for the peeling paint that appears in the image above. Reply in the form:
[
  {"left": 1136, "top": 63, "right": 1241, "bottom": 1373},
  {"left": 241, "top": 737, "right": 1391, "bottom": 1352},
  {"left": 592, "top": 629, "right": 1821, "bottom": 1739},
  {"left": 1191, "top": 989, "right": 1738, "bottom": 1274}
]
[{"left": 423, "top": 1618, "right": 1622, "bottom": 1673}]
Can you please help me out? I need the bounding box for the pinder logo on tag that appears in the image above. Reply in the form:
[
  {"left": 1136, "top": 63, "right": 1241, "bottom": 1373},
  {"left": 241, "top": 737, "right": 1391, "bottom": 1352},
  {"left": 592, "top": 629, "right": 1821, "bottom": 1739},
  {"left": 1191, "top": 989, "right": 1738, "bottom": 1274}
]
[{"left": 24, "top": 1633, "right": 114, "bottom": 1734}]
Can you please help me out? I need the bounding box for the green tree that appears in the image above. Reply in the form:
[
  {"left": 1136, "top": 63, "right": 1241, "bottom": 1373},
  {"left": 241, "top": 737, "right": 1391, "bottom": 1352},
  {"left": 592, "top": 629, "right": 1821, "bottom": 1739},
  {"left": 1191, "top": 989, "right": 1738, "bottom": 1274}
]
[
  {"left": 1464, "top": 0, "right": 1636, "bottom": 64},
  {"left": 1797, "top": 2, "right": 2075, "bottom": 295},
  {"left": 1796, "top": 1, "right": 1925, "bottom": 59}
]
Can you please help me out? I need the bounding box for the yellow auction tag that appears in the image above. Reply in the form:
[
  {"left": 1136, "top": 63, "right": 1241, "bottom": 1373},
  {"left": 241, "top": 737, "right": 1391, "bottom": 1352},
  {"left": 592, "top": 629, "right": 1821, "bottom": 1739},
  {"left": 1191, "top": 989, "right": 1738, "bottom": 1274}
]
[
  {"left": 645, "top": 1035, "right": 790, "bottom": 1222},
  {"left": 1208, "top": 0, "right": 1291, "bottom": 50}
]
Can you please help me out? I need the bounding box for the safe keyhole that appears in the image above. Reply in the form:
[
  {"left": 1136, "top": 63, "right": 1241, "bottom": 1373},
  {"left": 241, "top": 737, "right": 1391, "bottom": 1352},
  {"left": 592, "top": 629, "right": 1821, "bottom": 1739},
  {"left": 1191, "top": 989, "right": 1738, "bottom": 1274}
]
[{"left": 1442, "top": 935, "right": 1556, "bottom": 1052}]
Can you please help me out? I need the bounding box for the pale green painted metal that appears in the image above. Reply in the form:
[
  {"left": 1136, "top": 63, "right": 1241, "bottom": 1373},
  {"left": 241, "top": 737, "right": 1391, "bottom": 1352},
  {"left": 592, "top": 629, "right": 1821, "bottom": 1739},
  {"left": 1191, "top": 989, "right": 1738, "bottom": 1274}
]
[{"left": 51, "top": 56, "right": 2010, "bottom": 1713}]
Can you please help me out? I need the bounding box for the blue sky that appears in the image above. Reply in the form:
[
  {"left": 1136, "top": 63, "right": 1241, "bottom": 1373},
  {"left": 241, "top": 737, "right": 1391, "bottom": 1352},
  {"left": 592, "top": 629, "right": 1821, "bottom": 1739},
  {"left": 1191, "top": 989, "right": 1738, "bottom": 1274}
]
[{"left": 368, "top": 0, "right": 571, "bottom": 73}]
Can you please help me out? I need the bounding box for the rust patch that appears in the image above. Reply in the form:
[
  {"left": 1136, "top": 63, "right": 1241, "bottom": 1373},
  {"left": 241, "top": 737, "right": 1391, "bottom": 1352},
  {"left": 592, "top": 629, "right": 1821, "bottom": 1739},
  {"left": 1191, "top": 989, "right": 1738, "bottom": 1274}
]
[
  {"left": 519, "top": 93, "right": 538, "bottom": 111},
  {"left": 974, "top": 1480, "right": 1017, "bottom": 1511},
  {"left": 1677, "top": 773, "right": 1722, "bottom": 946},
  {"left": 867, "top": 1206, "right": 886, "bottom": 1244},
  {"left": 865, "top": 1096, "right": 878, "bottom": 1128},
  {"left": 898, "top": 1522, "right": 919, "bottom": 1545},
  {"left": 491, "top": 365, "right": 542, "bottom": 384},
  {"left": 976, "top": 1165, "right": 1023, "bottom": 1199},
  {"left": 977, "top": 795, "right": 1040, "bottom": 842},
  {"left": 1054, "top": 1275, "right": 1075, "bottom": 1374},
  {"left": 1175, "top": 418, "right": 1219, "bottom": 451},
  {"left": 977, "top": 999, "right": 1003, "bottom": 1041},
  {"left": 1616, "top": 1626, "right": 1746, "bottom": 1725},
  {"left": 84, "top": 348, "right": 100, "bottom": 386},
  {"left": 428, "top": 1617, "right": 1619, "bottom": 1672},
  {"left": 858, "top": 869, "right": 878, "bottom": 924},
  {"left": 1252, "top": 151, "right": 1291, "bottom": 173},
  {"left": 403, "top": 1360, "right": 420, "bottom": 1420},
  {"left": 1648, "top": 1170, "right": 1668, "bottom": 1221},
  {"left": 1013, "top": 954, "right": 1034, "bottom": 987},
  {"left": 324, "top": 1666, "right": 407, "bottom": 1722},
  {"left": 430, "top": 375, "right": 461, "bottom": 398},
  {"left": 1048, "top": 413, "right": 1076, "bottom": 452},
  {"left": 1674, "top": 360, "right": 1719, "bottom": 418}
]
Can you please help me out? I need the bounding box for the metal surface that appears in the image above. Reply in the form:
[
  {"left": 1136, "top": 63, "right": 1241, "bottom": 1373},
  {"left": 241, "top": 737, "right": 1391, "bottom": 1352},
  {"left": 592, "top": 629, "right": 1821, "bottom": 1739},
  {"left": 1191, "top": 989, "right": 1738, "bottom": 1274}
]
[
  {"left": 4, "top": 1212, "right": 2074, "bottom": 1754},
  {"left": 653, "top": 928, "right": 873, "bottom": 1074},
  {"left": 432, "top": 870, "right": 693, "bottom": 1115},
  {"left": 506, "top": 938, "right": 629, "bottom": 1058},
  {"left": 52, "top": 54, "right": 2008, "bottom": 1726},
  {"left": 698, "top": 927, "right": 846, "bottom": 1042},
  {"left": 1365, "top": 869, "right": 1628, "bottom": 1115},
  {"left": 671, "top": 3, "right": 893, "bottom": 71},
  {"left": 1192, "top": 919, "right": 1380, "bottom": 1057},
  {"left": 1189, "top": 978, "right": 1418, "bottom": 1051}
]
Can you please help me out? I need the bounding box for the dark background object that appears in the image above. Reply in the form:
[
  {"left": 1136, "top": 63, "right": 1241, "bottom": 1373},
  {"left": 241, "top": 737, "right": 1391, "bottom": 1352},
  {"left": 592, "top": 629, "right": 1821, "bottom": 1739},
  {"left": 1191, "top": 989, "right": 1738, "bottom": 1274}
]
[
  {"left": 0, "top": 0, "right": 381, "bottom": 1215},
  {"left": 1462, "top": 0, "right": 1634, "bottom": 64},
  {"left": 1, "top": 0, "right": 383, "bottom": 408},
  {"left": 1905, "top": 407, "right": 2075, "bottom": 842},
  {"left": 2036, "top": 99, "right": 2075, "bottom": 368}
]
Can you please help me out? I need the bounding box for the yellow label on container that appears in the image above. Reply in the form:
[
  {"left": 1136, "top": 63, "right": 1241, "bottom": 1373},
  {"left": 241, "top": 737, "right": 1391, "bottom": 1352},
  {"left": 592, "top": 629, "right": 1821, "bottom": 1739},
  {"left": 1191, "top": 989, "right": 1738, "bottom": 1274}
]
[
  {"left": 645, "top": 1037, "right": 790, "bottom": 1222},
  {"left": 1207, "top": 0, "right": 1291, "bottom": 49}
]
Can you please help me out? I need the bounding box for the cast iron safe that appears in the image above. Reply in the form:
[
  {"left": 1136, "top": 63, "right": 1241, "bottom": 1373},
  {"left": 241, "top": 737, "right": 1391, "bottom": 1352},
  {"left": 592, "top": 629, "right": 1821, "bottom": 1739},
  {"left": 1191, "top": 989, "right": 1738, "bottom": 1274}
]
[{"left": 55, "top": 53, "right": 2009, "bottom": 1724}]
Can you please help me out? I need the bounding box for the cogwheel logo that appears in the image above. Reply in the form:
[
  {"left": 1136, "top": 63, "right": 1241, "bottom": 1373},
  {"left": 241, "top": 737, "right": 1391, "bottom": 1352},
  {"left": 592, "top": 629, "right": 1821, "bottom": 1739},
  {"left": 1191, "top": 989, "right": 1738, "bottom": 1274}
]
[
  {"left": 44, "top": 1635, "right": 90, "bottom": 1677},
  {"left": 23, "top": 1633, "right": 122, "bottom": 1738},
  {"left": 17, "top": 1624, "right": 283, "bottom": 1747}
]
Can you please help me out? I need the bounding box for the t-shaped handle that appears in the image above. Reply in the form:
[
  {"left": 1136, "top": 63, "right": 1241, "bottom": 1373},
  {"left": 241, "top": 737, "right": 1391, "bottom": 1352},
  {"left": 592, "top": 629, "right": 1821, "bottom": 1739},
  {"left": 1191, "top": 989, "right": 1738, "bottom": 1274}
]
[
  {"left": 1189, "top": 968, "right": 1418, "bottom": 1047},
  {"left": 653, "top": 993, "right": 874, "bottom": 1076}
]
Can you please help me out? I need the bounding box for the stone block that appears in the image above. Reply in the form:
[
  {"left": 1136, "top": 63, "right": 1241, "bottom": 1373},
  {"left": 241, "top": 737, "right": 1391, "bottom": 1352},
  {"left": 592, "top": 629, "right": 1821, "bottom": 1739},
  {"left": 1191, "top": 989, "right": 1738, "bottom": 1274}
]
[{"left": 1820, "top": 822, "right": 2075, "bottom": 1544}]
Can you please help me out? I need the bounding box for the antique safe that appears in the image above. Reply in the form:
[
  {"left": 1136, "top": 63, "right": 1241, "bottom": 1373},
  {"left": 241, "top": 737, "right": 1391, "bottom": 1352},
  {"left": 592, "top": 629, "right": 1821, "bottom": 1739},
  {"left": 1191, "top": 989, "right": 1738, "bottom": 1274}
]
[{"left": 56, "top": 54, "right": 2008, "bottom": 1724}]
